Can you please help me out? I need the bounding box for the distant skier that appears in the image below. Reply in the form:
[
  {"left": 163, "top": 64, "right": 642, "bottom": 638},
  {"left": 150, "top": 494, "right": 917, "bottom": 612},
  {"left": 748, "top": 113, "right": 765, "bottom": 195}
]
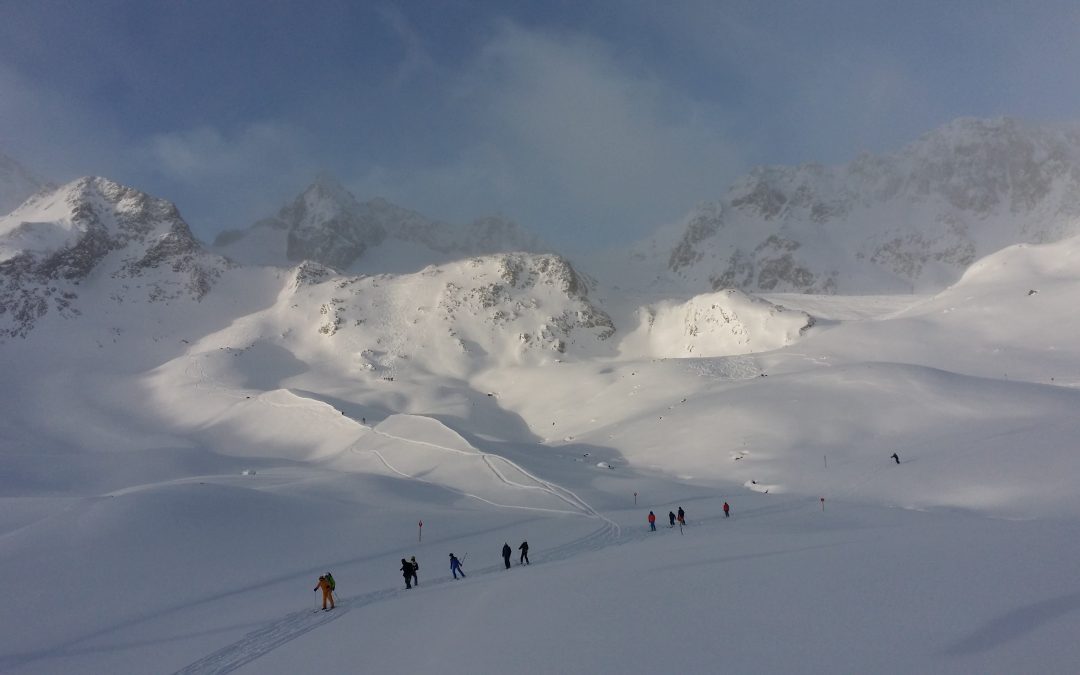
[
  {"left": 648, "top": 510, "right": 656, "bottom": 531},
  {"left": 668, "top": 511, "right": 676, "bottom": 528},
  {"left": 519, "top": 540, "right": 530, "bottom": 565},
  {"left": 450, "top": 553, "right": 466, "bottom": 579},
  {"left": 400, "top": 558, "right": 414, "bottom": 589},
  {"left": 891, "top": 452, "right": 900, "bottom": 464},
  {"left": 410, "top": 556, "right": 420, "bottom": 587},
  {"left": 723, "top": 501, "right": 730, "bottom": 518},
  {"left": 314, "top": 575, "right": 335, "bottom": 610},
  {"left": 502, "top": 542, "right": 512, "bottom": 569},
  {"left": 677, "top": 507, "right": 685, "bottom": 525}
]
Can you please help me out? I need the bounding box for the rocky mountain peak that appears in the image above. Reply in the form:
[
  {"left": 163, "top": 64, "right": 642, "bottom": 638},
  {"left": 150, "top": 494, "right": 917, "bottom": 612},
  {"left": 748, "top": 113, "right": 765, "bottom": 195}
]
[
  {"left": 0, "top": 177, "right": 225, "bottom": 338},
  {"left": 649, "top": 116, "right": 1080, "bottom": 295},
  {"left": 215, "top": 176, "right": 544, "bottom": 273}
]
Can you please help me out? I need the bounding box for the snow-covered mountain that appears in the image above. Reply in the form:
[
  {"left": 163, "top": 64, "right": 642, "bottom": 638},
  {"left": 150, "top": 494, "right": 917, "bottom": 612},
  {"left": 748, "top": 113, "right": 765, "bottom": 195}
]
[
  {"left": 0, "top": 151, "right": 45, "bottom": 217},
  {"left": 0, "top": 177, "right": 229, "bottom": 339},
  {"left": 613, "top": 117, "right": 1080, "bottom": 294},
  {"left": 214, "top": 175, "right": 546, "bottom": 273},
  {"left": 8, "top": 121, "right": 1080, "bottom": 673}
]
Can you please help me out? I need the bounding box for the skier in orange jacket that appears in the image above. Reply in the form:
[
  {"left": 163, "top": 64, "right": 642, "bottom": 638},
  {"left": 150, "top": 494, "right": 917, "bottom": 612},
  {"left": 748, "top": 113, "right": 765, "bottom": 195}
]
[{"left": 314, "top": 575, "right": 335, "bottom": 610}]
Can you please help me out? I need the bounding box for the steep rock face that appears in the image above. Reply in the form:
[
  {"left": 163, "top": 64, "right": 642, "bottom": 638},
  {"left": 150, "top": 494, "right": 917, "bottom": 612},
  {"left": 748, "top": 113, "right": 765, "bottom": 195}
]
[
  {"left": 215, "top": 176, "right": 545, "bottom": 272},
  {"left": 0, "top": 152, "right": 45, "bottom": 216},
  {"left": 0, "top": 177, "right": 227, "bottom": 338},
  {"left": 654, "top": 117, "right": 1080, "bottom": 294}
]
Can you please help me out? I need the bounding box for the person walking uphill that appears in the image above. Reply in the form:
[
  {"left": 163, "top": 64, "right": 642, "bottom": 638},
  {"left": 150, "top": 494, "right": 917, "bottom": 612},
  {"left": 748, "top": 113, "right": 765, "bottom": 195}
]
[
  {"left": 450, "top": 553, "right": 466, "bottom": 579},
  {"left": 648, "top": 510, "right": 656, "bottom": 531},
  {"left": 314, "top": 575, "right": 335, "bottom": 610},
  {"left": 410, "top": 556, "right": 420, "bottom": 587},
  {"left": 502, "top": 542, "right": 512, "bottom": 569},
  {"left": 668, "top": 511, "right": 676, "bottom": 528},
  {"left": 519, "top": 540, "right": 530, "bottom": 565},
  {"left": 677, "top": 507, "right": 685, "bottom": 525},
  {"left": 723, "top": 501, "right": 730, "bottom": 518},
  {"left": 400, "top": 559, "right": 415, "bottom": 589}
]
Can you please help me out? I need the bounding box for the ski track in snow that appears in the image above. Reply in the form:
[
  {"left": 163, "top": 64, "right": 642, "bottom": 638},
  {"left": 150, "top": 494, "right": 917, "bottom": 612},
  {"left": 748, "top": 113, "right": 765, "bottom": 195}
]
[
  {"left": 174, "top": 500, "right": 707, "bottom": 675},
  {"left": 366, "top": 423, "right": 619, "bottom": 534},
  {"left": 167, "top": 394, "right": 621, "bottom": 674},
  {"left": 170, "top": 518, "right": 623, "bottom": 675},
  {"left": 170, "top": 601, "right": 355, "bottom": 675},
  {"left": 167, "top": 356, "right": 633, "bottom": 673}
]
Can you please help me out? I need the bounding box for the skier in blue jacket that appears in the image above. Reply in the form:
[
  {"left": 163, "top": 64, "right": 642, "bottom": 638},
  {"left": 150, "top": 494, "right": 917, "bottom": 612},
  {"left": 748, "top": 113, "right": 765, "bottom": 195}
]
[{"left": 450, "top": 553, "right": 466, "bottom": 579}]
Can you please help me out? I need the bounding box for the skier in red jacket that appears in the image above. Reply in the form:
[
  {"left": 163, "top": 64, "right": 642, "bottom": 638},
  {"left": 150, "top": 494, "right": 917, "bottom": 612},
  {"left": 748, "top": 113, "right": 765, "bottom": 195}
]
[{"left": 648, "top": 511, "right": 656, "bottom": 531}]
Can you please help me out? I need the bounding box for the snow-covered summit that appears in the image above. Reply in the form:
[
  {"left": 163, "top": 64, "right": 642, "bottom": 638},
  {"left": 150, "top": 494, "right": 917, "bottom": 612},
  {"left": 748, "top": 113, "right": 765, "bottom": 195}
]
[
  {"left": 189, "top": 252, "right": 617, "bottom": 383},
  {"left": 0, "top": 151, "right": 45, "bottom": 217},
  {"left": 0, "top": 176, "right": 227, "bottom": 338},
  {"left": 214, "top": 175, "right": 545, "bottom": 273},
  {"left": 617, "top": 117, "right": 1080, "bottom": 295}
]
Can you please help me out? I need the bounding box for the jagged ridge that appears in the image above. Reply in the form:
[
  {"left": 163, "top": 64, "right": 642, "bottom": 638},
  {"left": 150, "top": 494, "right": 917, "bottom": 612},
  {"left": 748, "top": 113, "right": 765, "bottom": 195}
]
[
  {"left": 657, "top": 117, "right": 1080, "bottom": 294},
  {"left": 0, "top": 177, "right": 227, "bottom": 338}
]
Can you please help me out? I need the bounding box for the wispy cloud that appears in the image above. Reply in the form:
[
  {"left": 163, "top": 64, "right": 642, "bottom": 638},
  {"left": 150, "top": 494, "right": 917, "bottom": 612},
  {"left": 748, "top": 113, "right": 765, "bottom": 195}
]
[
  {"left": 350, "top": 21, "right": 746, "bottom": 249},
  {"left": 139, "top": 122, "right": 320, "bottom": 234}
]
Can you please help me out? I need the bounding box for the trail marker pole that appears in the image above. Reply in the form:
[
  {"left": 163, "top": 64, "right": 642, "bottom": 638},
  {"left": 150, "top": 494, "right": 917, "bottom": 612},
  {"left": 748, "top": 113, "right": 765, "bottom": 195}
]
[
  {"left": 820, "top": 497, "right": 825, "bottom": 512},
  {"left": 824, "top": 455, "right": 827, "bottom": 469},
  {"left": 418, "top": 520, "right": 423, "bottom": 543},
  {"left": 634, "top": 491, "right": 637, "bottom": 506}
]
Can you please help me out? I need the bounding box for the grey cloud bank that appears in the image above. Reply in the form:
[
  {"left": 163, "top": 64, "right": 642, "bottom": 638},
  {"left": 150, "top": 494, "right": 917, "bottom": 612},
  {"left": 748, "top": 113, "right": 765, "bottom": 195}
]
[{"left": 2, "top": 0, "right": 1079, "bottom": 251}]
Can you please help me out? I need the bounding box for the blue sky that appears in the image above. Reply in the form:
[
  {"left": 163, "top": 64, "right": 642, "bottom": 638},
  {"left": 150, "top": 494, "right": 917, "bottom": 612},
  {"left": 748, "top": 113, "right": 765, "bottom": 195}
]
[{"left": 2, "top": 0, "right": 1079, "bottom": 250}]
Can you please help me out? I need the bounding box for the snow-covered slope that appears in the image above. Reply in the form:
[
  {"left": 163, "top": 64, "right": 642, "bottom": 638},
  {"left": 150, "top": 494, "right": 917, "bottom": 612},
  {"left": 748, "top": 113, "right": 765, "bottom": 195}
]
[
  {"left": 0, "top": 151, "right": 44, "bottom": 217},
  {"left": 618, "top": 288, "right": 813, "bottom": 359},
  {"left": 214, "top": 175, "right": 545, "bottom": 273},
  {"left": 773, "top": 231, "right": 1080, "bottom": 386},
  {"left": 610, "top": 117, "right": 1080, "bottom": 294}
]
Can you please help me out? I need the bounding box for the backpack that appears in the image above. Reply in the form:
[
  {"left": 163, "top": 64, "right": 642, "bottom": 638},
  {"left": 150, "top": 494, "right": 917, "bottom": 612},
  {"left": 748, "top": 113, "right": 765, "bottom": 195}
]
[{"left": 326, "top": 573, "right": 336, "bottom": 591}]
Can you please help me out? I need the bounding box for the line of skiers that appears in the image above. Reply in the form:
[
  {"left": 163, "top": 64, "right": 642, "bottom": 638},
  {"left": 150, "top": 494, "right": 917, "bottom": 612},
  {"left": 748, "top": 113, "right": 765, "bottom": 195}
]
[
  {"left": 501, "top": 540, "right": 529, "bottom": 568},
  {"left": 647, "top": 503, "right": 730, "bottom": 531},
  {"left": 649, "top": 506, "right": 688, "bottom": 531},
  {"left": 318, "top": 458, "right": 906, "bottom": 610},
  {"left": 316, "top": 540, "right": 534, "bottom": 608}
]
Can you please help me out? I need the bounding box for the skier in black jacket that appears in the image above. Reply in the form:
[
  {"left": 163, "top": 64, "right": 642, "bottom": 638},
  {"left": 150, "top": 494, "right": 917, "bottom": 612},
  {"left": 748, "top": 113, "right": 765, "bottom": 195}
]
[
  {"left": 502, "top": 542, "right": 512, "bottom": 569},
  {"left": 518, "top": 540, "right": 530, "bottom": 565},
  {"left": 400, "top": 558, "right": 414, "bottom": 589}
]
